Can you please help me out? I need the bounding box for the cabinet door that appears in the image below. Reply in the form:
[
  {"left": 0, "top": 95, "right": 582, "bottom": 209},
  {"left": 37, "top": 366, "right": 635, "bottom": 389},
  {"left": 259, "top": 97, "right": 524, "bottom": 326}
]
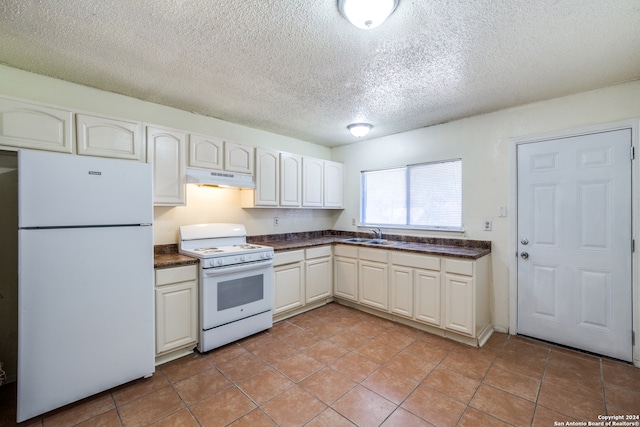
[
  {"left": 302, "top": 157, "right": 323, "bottom": 207},
  {"left": 155, "top": 281, "right": 198, "bottom": 354},
  {"left": 188, "top": 134, "right": 223, "bottom": 170},
  {"left": 358, "top": 260, "right": 388, "bottom": 310},
  {"left": 280, "top": 152, "right": 302, "bottom": 207},
  {"left": 224, "top": 141, "right": 254, "bottom": 174},
  {"left": 306, "top": 256, "right": 332, "bottom": 303},
  {"left": 76, "top": 114, "right": 143, "bottom": 161},
  {"left": 146, "top": 126, "right": 186, "bottom": 206},
  {"left": 274, "top": 262, "right": 304, "bottom": 314},
  {"left": 0, "top": 97, "right": 72, "bottom": 153},
  {"left": 415, "top": 269, "right": 442, "bottom": 327},
  {"left": 444, "top": 274, "right": 474, "bottom": 335},
  {"left": 334, "top": 256, "right": 358, "bottom": 301},
  {"left": 255, "top": 148, "right": 279, "bottom": 206},
  {"left": 323, "top": 160, "right": 343, "bottom": 208},
  {"left": 390, "top": 266, "right": 413, "bottom": 318}
]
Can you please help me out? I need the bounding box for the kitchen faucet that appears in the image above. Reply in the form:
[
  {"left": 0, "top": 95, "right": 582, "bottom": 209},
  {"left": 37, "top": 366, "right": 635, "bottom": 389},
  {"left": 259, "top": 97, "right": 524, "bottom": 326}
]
[{"left": 370, "top": 227, "right": 382, "bottom": 240}]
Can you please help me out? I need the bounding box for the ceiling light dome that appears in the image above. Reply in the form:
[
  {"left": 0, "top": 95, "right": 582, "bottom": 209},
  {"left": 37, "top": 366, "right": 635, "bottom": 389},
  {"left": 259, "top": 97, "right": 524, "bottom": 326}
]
[
  {"left": 347, "top": 123, "right": 372, "bottom": 137},
  {"left": 338, "top": 0, "right": 399, "bottom": 29}
]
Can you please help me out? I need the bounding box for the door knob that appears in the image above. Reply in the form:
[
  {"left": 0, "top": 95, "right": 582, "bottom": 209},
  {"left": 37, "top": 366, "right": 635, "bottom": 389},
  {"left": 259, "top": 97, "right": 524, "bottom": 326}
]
[
  {"left": 520, "top": 238, "right": 529, "bottom": 245},
  {"left": 521, "top": 252, "right": 529, "bottom": 259}
]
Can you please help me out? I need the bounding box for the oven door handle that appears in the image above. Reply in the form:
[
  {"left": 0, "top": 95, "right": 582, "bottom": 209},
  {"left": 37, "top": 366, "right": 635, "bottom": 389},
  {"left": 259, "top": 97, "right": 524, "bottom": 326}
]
[{"left": 202, "top": 260, "right": 273, "bottom": 276}]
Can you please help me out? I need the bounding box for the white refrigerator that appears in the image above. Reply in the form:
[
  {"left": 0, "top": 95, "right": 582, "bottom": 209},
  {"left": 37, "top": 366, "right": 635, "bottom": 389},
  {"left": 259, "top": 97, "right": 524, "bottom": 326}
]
[{"left": 16, "top": 150, "right": 155, "bottom": 422}]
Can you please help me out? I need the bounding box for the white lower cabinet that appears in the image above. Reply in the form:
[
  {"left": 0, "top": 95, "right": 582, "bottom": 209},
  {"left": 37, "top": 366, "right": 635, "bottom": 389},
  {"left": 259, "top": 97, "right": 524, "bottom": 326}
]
[
  {"left": 305, "top": 246, "right": 332, "bottom": 303},
  {"left": 414, "top": 269, "right": 442, "bottom": 326},
  {"left": 334, "top": 245, "right": 358, "bottom": 301},
  {"left": 391, "top": 252, "right": 442, "bottom": 327},
  {"left": 443, "top": 258, "right": 478, "bottom": 336},
  {"left": 273, "top": 250, "right": 305, "bottom": 314},
  {"left": 274, "top": 246, "right": 336, "bottom": 319},
  {"left": 155, "top": 265, "right": 198, "bottom": 364},
  {"left": 334, "top": 246, "right": 491, "bottom": 346},
  {"left": 390, "top": 266, "right": 413, "bottom": 318},
  {"left": 358, "top": 248, "right": 388, "bottom": 311},
  {"left": 274, "top": 242, "right": 491, "bottom": 346}
]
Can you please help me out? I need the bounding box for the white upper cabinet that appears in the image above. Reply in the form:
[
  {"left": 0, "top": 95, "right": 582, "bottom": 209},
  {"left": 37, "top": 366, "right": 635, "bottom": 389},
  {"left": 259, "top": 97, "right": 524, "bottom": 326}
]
[
  {"left": 146, "top": 126, "right": 186, "bottom": 206},
  {"left": 0, "top": 97, "right": 73, "bottom": 153},
  {"left": 244, "top": 151, "right": 341, "bottom": 209},
  {"left": 323, "top": 160, "right": 343, "bottom": 208},
  {"left": 188, "top": 133, "right": 223, "bottom": 170},
  {"left": 255, "top": 148, "right": 279, "bottom": 206},
  {"left": 224, "top": 141, "right": 254, "bottom": 174},
  {"left": 280, "top": 152, "right": 301, "bottom": 207},
  {"left": 302, "top": 156, "right": 324, "bottom": 207},
  {"left": 76, "top": 114, "right": 143, "bottom": 161}
]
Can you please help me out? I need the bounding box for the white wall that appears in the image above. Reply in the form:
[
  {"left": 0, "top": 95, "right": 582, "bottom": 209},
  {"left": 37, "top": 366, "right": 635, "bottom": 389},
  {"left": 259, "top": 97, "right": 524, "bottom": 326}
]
[
  {"left": 332, "top": 80, "right": 640, "bottom": 331},
  {"left": 154, "top": 185, "right": 339, "bottom": 243},
  {"left": 0, "top": 65, "right": 336, "bottom": 241}
]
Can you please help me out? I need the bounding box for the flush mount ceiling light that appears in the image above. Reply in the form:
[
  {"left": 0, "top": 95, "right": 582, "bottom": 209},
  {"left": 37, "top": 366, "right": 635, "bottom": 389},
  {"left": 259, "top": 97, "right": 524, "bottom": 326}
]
[
  {"left": 338, "top": 0, "right": 399, "bottom": 29},
  {"left": 347, "top": 123, "right": 372, "bottom": 137}
]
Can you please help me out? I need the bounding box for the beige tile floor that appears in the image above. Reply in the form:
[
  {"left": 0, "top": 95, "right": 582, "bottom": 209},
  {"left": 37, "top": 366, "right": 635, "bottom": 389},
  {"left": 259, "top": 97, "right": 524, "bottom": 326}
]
[{"left": 1, "top": 302, "right": 639, "bottom": 426}]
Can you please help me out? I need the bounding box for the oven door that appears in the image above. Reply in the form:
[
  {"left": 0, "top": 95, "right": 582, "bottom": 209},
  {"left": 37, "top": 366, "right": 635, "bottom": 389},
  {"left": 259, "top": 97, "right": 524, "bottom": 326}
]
[{"left": 200, "top": 261, "right": 273, "bottom": 331}]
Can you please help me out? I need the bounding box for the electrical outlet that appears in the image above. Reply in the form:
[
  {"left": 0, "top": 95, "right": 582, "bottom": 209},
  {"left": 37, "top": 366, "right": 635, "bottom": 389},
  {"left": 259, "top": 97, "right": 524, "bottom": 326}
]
[
  {"left": 273, "top": 217, "right": 279, "bottom": 227},
  {"left": 483, "top": 219, "right": 492, "bottom": 231},
  {"left": 351, "top": 218, "right": 356, "bottom": 226}
]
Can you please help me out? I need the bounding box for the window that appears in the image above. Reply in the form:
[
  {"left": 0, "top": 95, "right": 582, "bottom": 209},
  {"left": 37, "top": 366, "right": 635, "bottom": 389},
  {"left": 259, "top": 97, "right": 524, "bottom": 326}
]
[{"left": 361, "top": 159, "right": 462, "bottom": 231}]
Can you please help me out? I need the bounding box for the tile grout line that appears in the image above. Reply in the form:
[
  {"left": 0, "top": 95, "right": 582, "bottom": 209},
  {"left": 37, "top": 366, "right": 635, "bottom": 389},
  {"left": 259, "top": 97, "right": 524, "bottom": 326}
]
[
  {"left": 530, "top": 340, "right": 552, "bottom": 426},
  {"left": 600, "top": 358, "right": 608, "bottom": 415},
  {"left": 454, "top": 334, "right": 508, "bottom": 427},
  {"left": 163, "top": 359, "right": 208, "bottom": 426}
]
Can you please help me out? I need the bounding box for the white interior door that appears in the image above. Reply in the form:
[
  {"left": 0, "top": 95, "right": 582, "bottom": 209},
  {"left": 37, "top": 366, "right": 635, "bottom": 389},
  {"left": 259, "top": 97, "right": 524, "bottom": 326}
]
[{"left": 517, "top": 128, "right": 632, "bottom": 361}]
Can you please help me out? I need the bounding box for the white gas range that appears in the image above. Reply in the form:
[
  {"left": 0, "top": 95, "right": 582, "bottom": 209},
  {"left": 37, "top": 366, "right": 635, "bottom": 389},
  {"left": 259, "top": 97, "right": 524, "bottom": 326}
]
[{"left": 179, "top": 223, "right": 274, "bottom": 352}]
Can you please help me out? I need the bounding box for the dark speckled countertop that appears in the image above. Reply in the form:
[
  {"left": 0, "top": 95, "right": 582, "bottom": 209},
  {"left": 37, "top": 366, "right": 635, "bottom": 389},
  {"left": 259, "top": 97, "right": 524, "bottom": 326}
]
[
  {"left": 154, "top": 244, "right": 198, "bottom": 268},
  {"left": 248, "top": 230, "right": 490, "bottom": 260},
  {"left": 154, "top": 230, "right": 491, "bottom": 267}
]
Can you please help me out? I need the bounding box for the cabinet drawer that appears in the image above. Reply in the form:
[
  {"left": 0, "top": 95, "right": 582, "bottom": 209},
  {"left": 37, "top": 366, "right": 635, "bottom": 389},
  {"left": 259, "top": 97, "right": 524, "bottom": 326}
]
[
  {"left": 156, "top": 265, "right": 197, "bottom": 286},
  {"left": 391, "top": 252, "right": 440, "bottom": 271},
  {"left": 444, "top": 259, "right": 474, "bottom": 276},
  {"left": 306, "top": 245, "right": 331, "bottom": 259},
  {"left": 334, "top": 244, "right": 358, "bottom": 258},
  {"left": 274, "top": 249, "right": 305, "bottom": 266},
  {"left": 358, "top": 247, "right": 388, "bottom": 263}
]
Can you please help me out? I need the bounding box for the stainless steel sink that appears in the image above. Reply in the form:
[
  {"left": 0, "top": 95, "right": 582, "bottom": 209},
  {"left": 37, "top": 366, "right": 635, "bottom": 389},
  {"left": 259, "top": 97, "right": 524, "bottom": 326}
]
[
  {"left": 366, "top": 239, "right": 398, "bottom": 245},
  {"left": 341, "top": 238, "right": 399, "bottom": 246}
]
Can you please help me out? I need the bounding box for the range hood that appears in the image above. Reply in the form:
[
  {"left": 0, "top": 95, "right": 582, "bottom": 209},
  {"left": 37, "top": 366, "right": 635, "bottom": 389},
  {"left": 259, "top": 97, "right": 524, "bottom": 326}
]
[{"left": 186, "top": 168, "right": 255, "bottom": 189}]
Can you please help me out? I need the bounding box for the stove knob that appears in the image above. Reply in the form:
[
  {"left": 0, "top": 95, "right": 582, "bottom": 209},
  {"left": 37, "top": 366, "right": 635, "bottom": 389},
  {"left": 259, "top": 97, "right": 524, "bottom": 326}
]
[
  {"left": 208, "top": 259, "right": 215, "bottom": 268},
  {"left": 216, "top": 258, "right": 224, "bottom": 266},
  {"left": 240, "top": 255, "right": 247, "bottom": 262}
]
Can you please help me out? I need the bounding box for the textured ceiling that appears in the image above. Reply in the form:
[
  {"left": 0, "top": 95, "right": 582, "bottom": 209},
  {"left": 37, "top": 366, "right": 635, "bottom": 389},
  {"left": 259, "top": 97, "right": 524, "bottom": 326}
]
[{"left": 0, "top": 1, "right": 639, "bottom": 147}]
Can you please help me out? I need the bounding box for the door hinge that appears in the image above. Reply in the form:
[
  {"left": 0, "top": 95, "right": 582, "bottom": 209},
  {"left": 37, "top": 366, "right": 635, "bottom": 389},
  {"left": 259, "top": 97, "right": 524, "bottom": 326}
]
[
  {"left": 631, "top": 146, "right": 635, "bottom": 160},
  {"left": 633, "top": 240, "right": 636, "bottom": 253},
  {"left": 633, "top": 330, "right": 635, "bottom": 346}
]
